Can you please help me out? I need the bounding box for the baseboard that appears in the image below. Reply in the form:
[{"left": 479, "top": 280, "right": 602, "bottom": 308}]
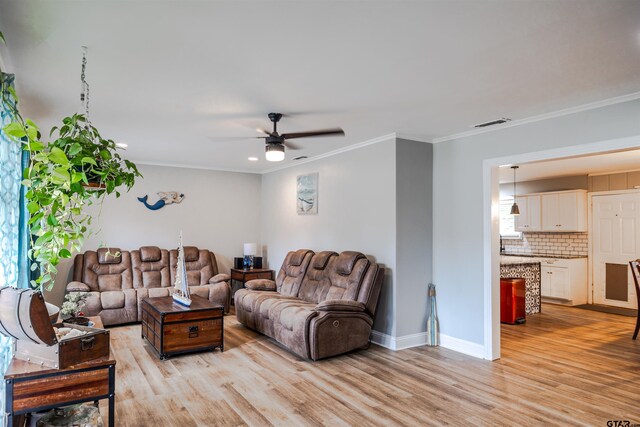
[
  {"left": 370, "top": 330, "right": 485, "bottom": 359},
  {"left": 370, "top": 330, "right": 397, "bottom": 349},
  {"left": 439, "top": 333, "right": 485, "bottom": 359}
]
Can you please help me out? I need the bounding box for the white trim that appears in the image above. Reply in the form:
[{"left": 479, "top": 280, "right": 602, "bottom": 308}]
[
  {"left": 433, "top": 91, "right": 640, "bottom": 144},
  {"left": 133, "top": 160, "right": 260, "bottom": 175},
  {"left": 589, "top": 168, "right": 640, "bottom": 177},
  {"left": 483, "top": 134, "right": 640, "bottom": 362},
  {"left": 370, "top": 330, "right": 484, "bottom": 358},
  {"left": 262, "top": 133, "right": 397, "bottom": 174},
  {"left": 439, "top": 334, "right": 486, "bottom": 359},
  {"left": 395, "top": 132, "right": 433, "bottom": 144},
  {"left": 370, "top": 330, "right": 397, "bottom": 350}
]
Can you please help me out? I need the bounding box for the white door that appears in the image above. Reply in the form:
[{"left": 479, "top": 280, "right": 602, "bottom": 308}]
[
  {"left": 527, "top": 195, "right": 541, "bottom": 230},
  {"left": 592, "top": 193, "right": 640, "bottom": 308}
]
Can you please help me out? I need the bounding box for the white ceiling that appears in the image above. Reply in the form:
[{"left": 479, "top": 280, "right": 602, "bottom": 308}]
[
  {"left": 499, "top": 149, "right": 640, "bottom": 183},
  {"left": 1, "top": 0, "right": 640, "bottom": 173}
]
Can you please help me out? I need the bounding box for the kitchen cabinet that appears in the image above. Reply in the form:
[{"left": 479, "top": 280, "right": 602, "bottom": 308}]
[
  {"left": 540, "top": 258, "right": 587, "bottom": 305},
  {"left": 514, "top": 190, "right": 587, "bottom": 233},
  {"left": 541, "top": 190, "right": 587, "bottom": 232},
  {"left": 514, "top": 195, "right": 541, "bottom": 232}
]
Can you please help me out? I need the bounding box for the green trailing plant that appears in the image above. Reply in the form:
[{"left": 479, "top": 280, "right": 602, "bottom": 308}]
[{"left": 1, "top": 82, "right": 141, "bottom": 291}]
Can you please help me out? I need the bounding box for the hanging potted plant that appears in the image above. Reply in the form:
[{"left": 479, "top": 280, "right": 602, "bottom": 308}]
[{"left": 1, "top": 46, "right": 141, "bottom": 308}]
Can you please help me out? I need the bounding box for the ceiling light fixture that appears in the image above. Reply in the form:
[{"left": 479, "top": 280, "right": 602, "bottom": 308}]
[
  {"left": 265, "top": 144, "right": 285, "bottom": 162},
  {"left": 248, "top": 156, "right": 258, "bottom": 162},
  {"left": 510, "top": 165, "right": 520, "bottom": 215}
]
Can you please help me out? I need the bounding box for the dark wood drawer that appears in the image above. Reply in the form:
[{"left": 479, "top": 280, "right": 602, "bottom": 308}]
[
  {"left": 11, "top": 366, "right": 111, "bottom": 413},
  {"left": 164, "top": 308, "right": 223, "bottom": 323},
  {"left": 163, "top": 318, "right": 223, "bottom": 353}
]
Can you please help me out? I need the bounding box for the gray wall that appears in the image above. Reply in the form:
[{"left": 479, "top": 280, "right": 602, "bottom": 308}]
[
  {"left": 47, "top": 164, "right": 262, "bottom": 306},
  {"left": 395, "top": 139, "right": 433, "bottom": 337},
  {"left": 261, "top": 138, "right": 397, "bottom": 335},
  {"left": 499, "top": 175, "right": 588, "bottom": 199},
  {"left": 433, "top": 99, "right": 640, "bottom": 345}
]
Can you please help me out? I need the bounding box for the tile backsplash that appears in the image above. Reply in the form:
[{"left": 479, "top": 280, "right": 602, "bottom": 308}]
[{"left": 502, "top": 232, "right": 588, "bottom": 257}]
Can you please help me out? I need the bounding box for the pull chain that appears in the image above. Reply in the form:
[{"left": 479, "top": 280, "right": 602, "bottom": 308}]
[{"left": 80, "top": 46, "right": 90, "bottom": 126}]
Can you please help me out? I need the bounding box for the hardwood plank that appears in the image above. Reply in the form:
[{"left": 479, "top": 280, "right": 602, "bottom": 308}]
[{"left": 107, "top": 304, "right": 640, "bottom": 425}]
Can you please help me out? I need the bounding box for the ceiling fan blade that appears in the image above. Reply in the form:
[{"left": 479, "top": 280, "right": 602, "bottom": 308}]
[
  {"left": 256, "top": 128, "right": 272, "bottom": 136},
  {"left": 284, "top": 141, "right": 302, "bottom": 150},
  {"left": 281, "top": 128, "right": 345, "bottom": 140}
]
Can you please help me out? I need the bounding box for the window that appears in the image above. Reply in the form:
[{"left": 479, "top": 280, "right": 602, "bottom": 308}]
[{"left": 499, "top": 199, "right": 521, "bottom": 239}]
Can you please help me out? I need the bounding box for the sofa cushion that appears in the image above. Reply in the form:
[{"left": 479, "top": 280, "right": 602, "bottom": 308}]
[
  {"left": 323, "top": 254, "right": 370, "bottom": 302},
  {"left": 311, "top": 251, "right": 335, "bottom": 270},
  {"left": 210, "top": 273, "right": 230, "bottom": 284},
  {"left": 184, "top": 246, "right": 200, "bottom": 262},
  {"left": 101, "top": 291, "right": 125, "bottom": 309},
  {"left": 97, "top": 248, "right": 121, "bottom": 265},
  {"left": 140, "top": 246, "right": 161, "bottom": 262},
  {"left": 246, "top": 279, "right": 276, "bottom": 291},
  {"left": 277, "top": 303, "right": 317, "bottom": 331},
  {"left": 66, "top": 281, "right": 90, "bottom": 292},
  {"left": 98, "top": 274, "right": 123, "bottom": 292},
  {"left": 298, "top": 252, "right": 337, "bottom": 303},
  {"left": 277, "top": 250, "right": 314, "bottom": 297},
  {"left": 335, "top": 251, "right": 366, "bottom": 275}
]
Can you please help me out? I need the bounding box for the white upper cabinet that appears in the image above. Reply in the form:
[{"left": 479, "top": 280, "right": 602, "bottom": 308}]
[
  {"left": 541, "top": 190, "right": 587, "bottom": 232},
  {"left": 516, "top": 190, "right": 587, "bottom": 233},
  {"left": 515, "top": 195, "right": 541, "bottom": 232}
]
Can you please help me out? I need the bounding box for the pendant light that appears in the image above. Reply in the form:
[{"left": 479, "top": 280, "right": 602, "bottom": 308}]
[{"left": 510, "top": 165, "right": 520, "bottom": 215}]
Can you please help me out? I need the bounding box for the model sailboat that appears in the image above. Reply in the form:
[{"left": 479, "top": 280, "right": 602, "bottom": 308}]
[{"left": 172, "top": 232, "right": 192, "bottom": 307}]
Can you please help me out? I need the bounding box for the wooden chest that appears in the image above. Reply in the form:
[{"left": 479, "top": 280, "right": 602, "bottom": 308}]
[
  {"left": 0, "top": 287, "right": 110, "bottom": 369},
  {"left": 141, "top": 295, "right": 223, "bottom": 359}
]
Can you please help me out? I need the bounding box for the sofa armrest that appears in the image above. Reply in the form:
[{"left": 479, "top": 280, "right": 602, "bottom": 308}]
[
  {"left": 315, "top": 300, "right": 366, "bottom": 312},
  {"left": 245, "top": 279, "right": 277, "bottom": 291},
  {"left": 66, "top": 281, "right": 90, "bottom": 292},
  {"left": 209, "top": 273, "right": 231, "bottom": 284}
]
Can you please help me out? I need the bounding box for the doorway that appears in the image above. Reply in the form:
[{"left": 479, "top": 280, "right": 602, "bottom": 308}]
[{"left": 483, "top": 135, "right": 640, "bottom": 360}]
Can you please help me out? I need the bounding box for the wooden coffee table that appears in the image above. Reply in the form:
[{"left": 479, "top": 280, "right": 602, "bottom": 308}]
[{"left": 141, "top": 295, "right": 224, "bottom": 360}]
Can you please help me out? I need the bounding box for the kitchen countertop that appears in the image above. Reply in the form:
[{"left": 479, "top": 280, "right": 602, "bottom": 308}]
[
  {"left": 501, "top": 253, "right": 587, "bottom": 260},
  {"left": 500, "top": 254, "right": 587, "bottom": 266}
]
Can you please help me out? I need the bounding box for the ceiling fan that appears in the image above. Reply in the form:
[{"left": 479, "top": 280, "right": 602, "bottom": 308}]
[{"left": 255, "top": 113, "right": 345, "bottom": 162}]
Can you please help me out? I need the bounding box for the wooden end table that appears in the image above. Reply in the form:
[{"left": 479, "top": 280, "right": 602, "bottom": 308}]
[
  {"left": 141, "top": 295, "right": 224, "bottom": 360},
  {"left": 230, "top": 268, "right": 274, "bottom": 288},
  {"left": 4, "top": 316, "right": 115, "bottom": 427}
]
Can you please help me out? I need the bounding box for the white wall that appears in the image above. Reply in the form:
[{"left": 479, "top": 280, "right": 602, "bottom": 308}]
[
  {"left": 433, "top": 98, "right": 640, "bottom": 347},
  {"left": 261, "top": 138, "right": 397, "bottom": 335},
  {"left": 47, "top": 164, "right": 262, "bottom": 305}
]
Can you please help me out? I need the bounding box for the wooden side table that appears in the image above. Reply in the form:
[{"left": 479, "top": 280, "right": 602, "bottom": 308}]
[
  {"left": 4, "top": 317, "right": 116, "bottom": 427},
  {"left": 230, "top": 268, "right": 274, "bottom": 287}
]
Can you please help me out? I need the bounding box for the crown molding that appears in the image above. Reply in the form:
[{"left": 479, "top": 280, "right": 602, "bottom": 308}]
[
  {"left": 432, "top": 91, "right": 640, "bottom": 144},
  {"left": 395, "top": 132, "right": 433, "bottom": 143},
  {"left": 133, "top": 160, "right": 259, "bottom": 175},
  {"left": 261, "top": 133, "right": 397, "bottom": 174}
]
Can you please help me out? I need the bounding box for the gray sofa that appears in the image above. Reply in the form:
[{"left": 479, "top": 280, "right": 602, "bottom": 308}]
[
  {"left": 235, "top": 249, "right": 384, "bottom": 360},
  {"left": 67, "top": 246, "right": 231, "bottom": 325}
]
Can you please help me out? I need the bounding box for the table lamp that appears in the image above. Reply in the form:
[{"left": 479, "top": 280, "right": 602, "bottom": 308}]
[{"left": 243, "top": 243, "right": 258, "bottom": 269}]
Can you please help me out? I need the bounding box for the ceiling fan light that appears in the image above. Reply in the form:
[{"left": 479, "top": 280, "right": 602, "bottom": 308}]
[{"left": 265, "top": 144, "right": 285, "bottom": 162}]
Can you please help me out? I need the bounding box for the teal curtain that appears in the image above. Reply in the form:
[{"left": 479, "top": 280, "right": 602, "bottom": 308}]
[{"left": 0, "top": 71, "right": 23, "bottom": 425}]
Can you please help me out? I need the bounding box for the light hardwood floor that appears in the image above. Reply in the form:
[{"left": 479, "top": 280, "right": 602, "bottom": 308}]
[{"left": 103, "top": 305, "right": 640, "bottom": 426}]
